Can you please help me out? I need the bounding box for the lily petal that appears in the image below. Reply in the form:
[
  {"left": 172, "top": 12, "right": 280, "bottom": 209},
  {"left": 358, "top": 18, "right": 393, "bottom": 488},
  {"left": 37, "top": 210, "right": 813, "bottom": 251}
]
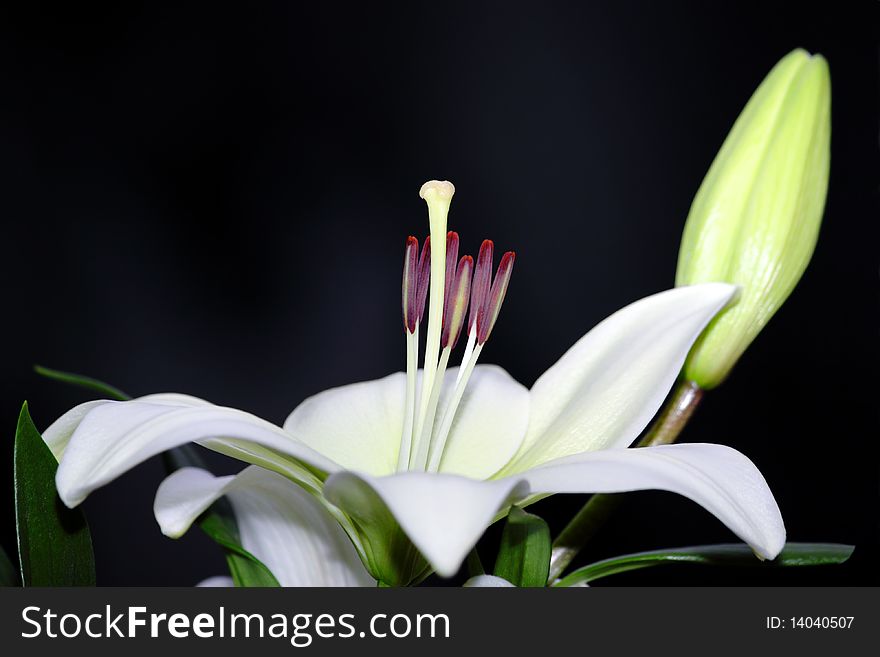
[
  {"left": 284, "top": 373, "right": 405, "bottom": 476},
  {"left": 56, "top": 400, "right": 340, "bottom": 508},
  {"left": 42, "top": 393, "right": 213, "bottom": 461},
  {"left": 436, "top": 365, "right": 529, "bottom": 479},
  {"left": 505, "top": 284, "right": 736, "bottom": 470},
  {"left": 156, "top": 466, "right": 374, "bottom": 587},
  {"left": 324, "top": 471, "right": 528, "bottom": 578},
  {"left": 463, "top": 575, "right": 515, "bottom": 587},
  {"left": 43, "top": 400, "right": 111, "bottom": 461},
  {"left": 520, "top": 443, "right": 785, "bottom": 559},
  {"left": 196, "top": 576, "right": 234, "bottom": 587}
]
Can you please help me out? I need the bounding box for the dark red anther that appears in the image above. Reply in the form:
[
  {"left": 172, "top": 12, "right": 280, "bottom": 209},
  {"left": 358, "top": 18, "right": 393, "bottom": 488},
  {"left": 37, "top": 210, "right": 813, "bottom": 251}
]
[
  {"left": 415, "top": 236, "right": 431, "bottom": 325},
  {"left": 442, "top": 231, "right": 460, "bottom": 321},
  {"left": 441, "top": 255, "right": 473, "bottom": 350},
  {"left": 402, "top": 236, "right": 431, "bottom": 333},
  {"left": 476, "top": 251, "right": 515, "bottom": 344},
  {"left": 468, "top": 240, "right": 494, "bottom": 336},
  {"left": 402, "top": 236, "right": 419, "bottom": 333}
]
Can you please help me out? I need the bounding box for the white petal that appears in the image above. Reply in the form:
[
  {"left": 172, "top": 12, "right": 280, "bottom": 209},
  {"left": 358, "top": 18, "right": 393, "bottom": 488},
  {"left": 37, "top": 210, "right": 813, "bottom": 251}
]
[
  {"left": 155, "top": 466, "right": 374, "bottom": 587},
  {"left": 463, "top": 574, "right": 515, "bottom": 587},
  {"left": 520, "top": 443, "right": 785, "bottom": 559},
  {"left": 324, "top": 471, "right": 528, "bottom": 578},
  {"left": 196, "top": 576, "right": 234, "bottom": 587},
  {"left": 56, "top": 400, "right": 340, "bottom": 508},
  {"left": 435, "top": 365, "right": 529, "bottom": 479},
  {"left": 506, "top": 284, "right": 736, "bottom": 470},
  {"left": 284, "top": 373, "right": 405, "bottom": 476},
  {"left": 43, "top": 400, "right": 111, "bottom": 461},
  {"left": 42, "top": 393, "right": 212, "bottom": 461}
]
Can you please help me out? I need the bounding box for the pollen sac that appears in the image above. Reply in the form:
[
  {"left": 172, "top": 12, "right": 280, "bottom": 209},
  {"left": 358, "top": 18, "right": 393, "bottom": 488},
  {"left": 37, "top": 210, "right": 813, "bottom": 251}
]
[
  {"left": 443, "top": 231, "right": 460, "bottom": 319},
  {"left": 441, "top": 255, "right": 473, "bottom": 350},
  {"left": 402, "top": 236, "right": 419, "bottom": 333},
  {"left": 402, "top": 236, "right": 431, "bottom": 333},
  {"left": 468, "top": 239, "right": 494, "bottom": 335},
  {"left": 476, "top": 251, "right": 515, "bottom": 345},
  {"left": 415, "top": 236, "right": 431, "bottom": 325}
]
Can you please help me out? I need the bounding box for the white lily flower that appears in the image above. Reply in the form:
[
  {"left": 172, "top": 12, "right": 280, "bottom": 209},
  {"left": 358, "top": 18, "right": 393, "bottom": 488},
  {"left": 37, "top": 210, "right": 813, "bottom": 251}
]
[{"left": 43, "top": 181, "right": 785, "bottom": 585}]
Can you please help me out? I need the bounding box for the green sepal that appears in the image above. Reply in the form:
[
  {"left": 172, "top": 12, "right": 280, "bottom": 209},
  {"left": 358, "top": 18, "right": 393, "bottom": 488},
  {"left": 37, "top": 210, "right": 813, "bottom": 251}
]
[
  {"left": 14, "top": 402, "right": 96, "bottom": 586},
  {"left": 553, "top": 542, "right": 855, "bottom": 587},
  {"left": 493, "top": 506, "right": 551, "bottom": 587}
]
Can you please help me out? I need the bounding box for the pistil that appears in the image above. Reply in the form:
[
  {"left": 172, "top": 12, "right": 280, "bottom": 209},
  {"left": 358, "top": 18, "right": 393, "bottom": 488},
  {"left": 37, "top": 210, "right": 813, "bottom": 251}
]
[{"left": 410, "top": 181, "right": 454, "bottom": 469}]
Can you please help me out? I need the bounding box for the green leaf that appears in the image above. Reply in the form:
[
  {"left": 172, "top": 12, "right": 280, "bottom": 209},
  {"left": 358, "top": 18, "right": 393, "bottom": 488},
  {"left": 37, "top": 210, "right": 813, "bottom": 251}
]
[
  {"left": 161, "top": 444, "right": 279, "bottom": 587},
  {"left": 493, "top": 506, "right": 551, "bottom": 587},
  {"left": 34, "top": 365, "right": 130, "bottom": 401},
  {"left": 553, "top": 542, "right": 855, "bottom": 587},
  {"left": 14, "top": 402, "right": 96, "bottom": 586},
  {"left": 0, "top": 544, "right": 18, "bottom": 586},
  {"left": 200, "top": 514, "right": 279, "bottom": 587}
]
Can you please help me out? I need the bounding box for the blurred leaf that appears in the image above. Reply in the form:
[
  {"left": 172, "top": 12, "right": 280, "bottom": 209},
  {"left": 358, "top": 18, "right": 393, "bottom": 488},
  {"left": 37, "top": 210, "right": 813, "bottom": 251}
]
[
  {"left": 494, "top": 506, "right": 551, "bottom": 587},
  {"left": 554, "top": 542, "right": 855, "bottom": 587},
  {"left": 14, "top": 402, "right": 96, "bottom": 585},
  {"left": 34, "top": 365, "right": 130, "bottom": 401},
  {"left": 0, "top": 544, "right": 18, "bottom": 586},
  {"left": 466, "top": 547, "right": 485, "bottom": 577}
]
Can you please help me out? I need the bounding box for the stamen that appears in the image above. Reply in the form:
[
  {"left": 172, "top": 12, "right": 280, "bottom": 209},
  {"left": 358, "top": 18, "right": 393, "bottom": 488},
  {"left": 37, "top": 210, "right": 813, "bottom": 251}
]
[
  {"left": 410, "top": 346, "right": 452, "bottom": 470},
  {"left": 441, "top": 255, "right": 473, "bottom": 350},
  {"left": 454, "top": 327, "right": 477, "bottom": 386},
  {"left": 396, "top": 324, "right": 419, "bottom": 471},
  {"left": 427, "top": 342, "right": 484, "bottom": 472},
  {"left": 476, "top": 251, "right": 515, "bottom": 344},
  {"left": 398, "top": 236, "right": 430, "bottom": 470}
]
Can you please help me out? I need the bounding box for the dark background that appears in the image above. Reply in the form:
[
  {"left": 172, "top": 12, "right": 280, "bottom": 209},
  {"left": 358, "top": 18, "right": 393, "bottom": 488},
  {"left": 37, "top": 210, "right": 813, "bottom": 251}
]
[{"left": 0, "top": 1, "right": 876, "bottom": 586}]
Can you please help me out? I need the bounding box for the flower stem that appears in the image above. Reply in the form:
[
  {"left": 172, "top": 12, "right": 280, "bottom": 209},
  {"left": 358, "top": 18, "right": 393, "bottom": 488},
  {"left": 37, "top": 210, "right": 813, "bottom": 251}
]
[{"left": 547, "top": 379, "right": 704, "bottom": 583}]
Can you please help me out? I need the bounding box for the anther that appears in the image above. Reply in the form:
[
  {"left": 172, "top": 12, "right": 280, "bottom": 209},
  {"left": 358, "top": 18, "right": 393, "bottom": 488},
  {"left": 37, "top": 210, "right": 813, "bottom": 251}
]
[
  {"left": 402, "top": 236, "right": 431, "bottom": 333},
  {"left": 415, "top": 236, "right": 431, "bottom": 325},
  {"left": 476, "top": 251, "right": 515, "bottom": 344},
  {"left": 443, "top": 232, "right": 460, "bottom": 321},
  {"left": 469, "top": 240, "right": 494, "bottom": 334},
  {"left": 402, "top": 236, "right": 419, "bottom": 333},
  {"left": 441, "top": 255, "right": 473, "bottom": 350}
]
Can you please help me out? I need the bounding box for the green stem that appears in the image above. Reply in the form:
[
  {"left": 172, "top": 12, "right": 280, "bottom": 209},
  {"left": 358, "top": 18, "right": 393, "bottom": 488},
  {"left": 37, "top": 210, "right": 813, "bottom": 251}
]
[
  {"left": 547, "top": 379, "right": 704, "bottom": 583},
  {"left": 635, "top": 379, "right": 703, "bottom": 447}
]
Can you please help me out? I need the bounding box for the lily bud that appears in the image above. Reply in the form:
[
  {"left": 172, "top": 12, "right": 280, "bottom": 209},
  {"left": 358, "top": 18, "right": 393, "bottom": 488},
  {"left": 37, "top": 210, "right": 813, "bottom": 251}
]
[{"left": 676, "top": 49, "right": 831, "bottom": 389}]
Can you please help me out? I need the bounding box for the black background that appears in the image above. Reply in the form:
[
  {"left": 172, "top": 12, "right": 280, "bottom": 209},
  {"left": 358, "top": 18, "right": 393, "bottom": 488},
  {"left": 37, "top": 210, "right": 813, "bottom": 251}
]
[{"left": 0, "top": 2, "right": 877, "bottom": 586}]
